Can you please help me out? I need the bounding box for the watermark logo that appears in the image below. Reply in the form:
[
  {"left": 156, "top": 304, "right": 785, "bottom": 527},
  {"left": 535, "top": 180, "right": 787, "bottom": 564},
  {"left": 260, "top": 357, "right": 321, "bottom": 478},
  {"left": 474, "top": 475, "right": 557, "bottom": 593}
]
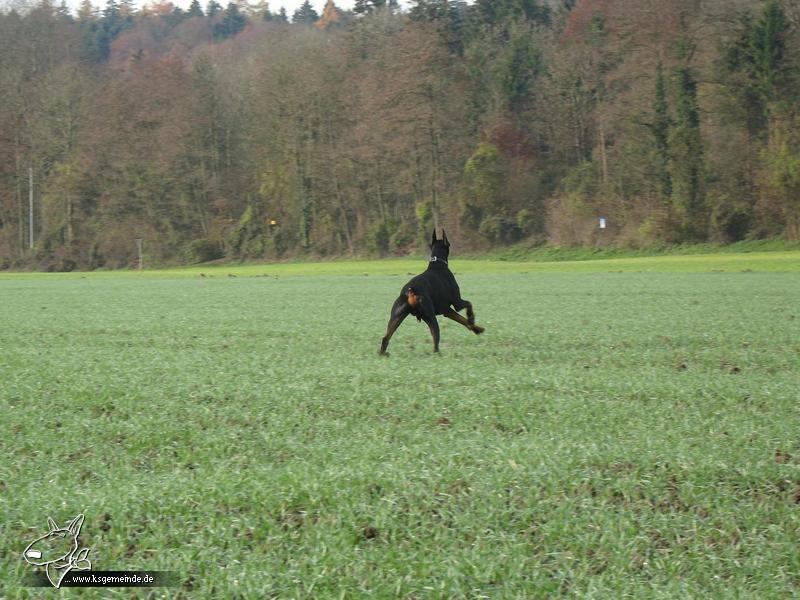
[
  {"left": 23, "top": 514, "right": 92, "bottom": 589},
  {"left": 23, "top": 513, "right": 179, "bottom": 588}
]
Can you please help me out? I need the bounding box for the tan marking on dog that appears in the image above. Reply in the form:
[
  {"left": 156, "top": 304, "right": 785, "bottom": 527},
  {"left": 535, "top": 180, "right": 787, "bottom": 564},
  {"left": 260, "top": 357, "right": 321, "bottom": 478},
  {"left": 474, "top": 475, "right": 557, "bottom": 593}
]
[{"left": 406, "top": 290, "right": 419, "bottom": 308}]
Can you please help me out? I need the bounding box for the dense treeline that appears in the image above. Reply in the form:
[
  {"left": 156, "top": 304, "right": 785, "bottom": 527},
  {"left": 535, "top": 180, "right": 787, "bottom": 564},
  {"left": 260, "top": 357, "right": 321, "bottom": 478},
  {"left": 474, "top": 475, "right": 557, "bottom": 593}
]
[{"left": 1, "top": 0, "right": 799, "bottom": 269}]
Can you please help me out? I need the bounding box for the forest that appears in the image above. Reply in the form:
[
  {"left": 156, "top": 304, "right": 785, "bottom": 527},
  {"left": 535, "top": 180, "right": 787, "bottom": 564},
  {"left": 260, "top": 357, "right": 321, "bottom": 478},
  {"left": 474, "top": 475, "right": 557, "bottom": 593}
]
[{"left": 0, "top": 0, "right": 799, "bottom": 270}]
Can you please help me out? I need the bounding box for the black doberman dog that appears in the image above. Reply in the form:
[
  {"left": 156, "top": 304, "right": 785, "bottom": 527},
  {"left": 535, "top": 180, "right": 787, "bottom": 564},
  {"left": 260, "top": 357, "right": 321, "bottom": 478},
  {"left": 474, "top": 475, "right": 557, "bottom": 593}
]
[{"left": 379, "top": 229, "right": 484, "bottom": 355}]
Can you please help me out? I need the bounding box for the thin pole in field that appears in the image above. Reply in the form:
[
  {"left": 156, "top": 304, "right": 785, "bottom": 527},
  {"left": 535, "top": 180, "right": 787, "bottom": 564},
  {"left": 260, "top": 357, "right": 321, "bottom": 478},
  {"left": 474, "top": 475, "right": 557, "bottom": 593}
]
[
  {"left": 136, "top": 238, "right": 143, "bottom": 270},
  {"left": 28, "top": 167, "right": 33, "bottom": 250}
]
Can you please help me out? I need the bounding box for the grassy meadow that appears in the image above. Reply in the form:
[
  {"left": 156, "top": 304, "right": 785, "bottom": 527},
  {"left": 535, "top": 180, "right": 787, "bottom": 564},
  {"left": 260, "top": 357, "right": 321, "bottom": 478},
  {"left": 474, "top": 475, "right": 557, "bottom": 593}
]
[{"left": 1, "top": 251, "right": 799, "bottom": 597}]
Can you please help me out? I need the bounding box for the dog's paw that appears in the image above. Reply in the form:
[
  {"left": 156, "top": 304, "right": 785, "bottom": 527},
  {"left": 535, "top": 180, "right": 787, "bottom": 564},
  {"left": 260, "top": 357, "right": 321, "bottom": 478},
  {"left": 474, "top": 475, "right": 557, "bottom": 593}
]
[
  {"left": 473, "top": 325, "right": 485, "bottom": 335},
  {"left": 378, "top": 351, "right": 389, "bottom": 357}
]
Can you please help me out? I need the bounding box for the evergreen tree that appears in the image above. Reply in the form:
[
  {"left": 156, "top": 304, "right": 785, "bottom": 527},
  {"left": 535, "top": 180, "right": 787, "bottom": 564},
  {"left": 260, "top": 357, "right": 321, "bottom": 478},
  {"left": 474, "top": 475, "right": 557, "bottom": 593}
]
[
  {"left": 214, "top": 2, "right": 247, "bottom": 39},
  {"left": 409, "top": 1, "right": 467, "bottom": 53},
  {"left": 276, "top": 7, "right": 288, "bottom": 23},
  {"left": 495, "top": 24, "right": 542, "bottom": 111},
  {"left": 354, "top": 0, "right": 398, "bottom": 15},
  {"left": 651, "top": 62, "right": 672, "bottom": 201},
  {"left": 80, "top": 0, "right": 134, "bottom": 61},
  {"left": 102, "top": 0, "right": 116, "bottom": 16},
  {"left": 729, "top": 0, "right": 788, "bottom": 105},
  {"left": 726, "top": 0, "right": 789, "bottom": 142},
  {"left": 471, "top": 0, "right": 549, "bottom": 28},
  {"left": 101, "top": 0, "right": 119, "bottom": 28},
  {"left": 292, "top": 1, "right": 318, "bottom": 24},
  {"left": 187, "top": 0, "right": 204, "bottom": 17},
  {"left": 206, "top": 0, "right": 222, "bottom": 17},
  {"left": 669, "top": 66, "right": 704, "bottom": 239},
  {"left": 167, "top": 6, "right": 187, "bottom": 26},
  {"left": 409, "top": 0, "right": 448, "bottom": 21}
]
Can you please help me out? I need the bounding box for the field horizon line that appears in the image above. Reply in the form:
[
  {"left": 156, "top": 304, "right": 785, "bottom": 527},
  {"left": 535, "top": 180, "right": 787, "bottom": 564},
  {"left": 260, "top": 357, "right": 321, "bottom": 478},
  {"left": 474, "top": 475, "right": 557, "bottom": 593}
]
[{"left": 0, "top": 250, "right": 798, "bottom": 280}]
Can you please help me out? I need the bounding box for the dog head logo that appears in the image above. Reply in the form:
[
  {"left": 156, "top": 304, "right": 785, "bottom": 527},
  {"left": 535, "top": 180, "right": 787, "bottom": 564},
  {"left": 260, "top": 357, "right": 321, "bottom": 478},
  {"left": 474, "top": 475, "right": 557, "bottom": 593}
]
[{"left": 23, "top": 514, "right": 92, "bottom": 588}]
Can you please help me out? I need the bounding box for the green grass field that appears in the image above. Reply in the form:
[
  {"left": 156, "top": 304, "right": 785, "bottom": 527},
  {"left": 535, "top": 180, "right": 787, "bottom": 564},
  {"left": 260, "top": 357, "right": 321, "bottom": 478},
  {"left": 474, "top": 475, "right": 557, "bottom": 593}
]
[{"left": 2, "top": 252, "right": 799, "bottom": 597}]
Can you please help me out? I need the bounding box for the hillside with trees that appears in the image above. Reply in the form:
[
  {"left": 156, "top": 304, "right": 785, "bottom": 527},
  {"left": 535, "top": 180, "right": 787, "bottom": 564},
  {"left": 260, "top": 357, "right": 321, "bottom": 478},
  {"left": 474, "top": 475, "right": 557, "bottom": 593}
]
[{"left": 1, "top": 0, "right": 798, "bottom": 269}]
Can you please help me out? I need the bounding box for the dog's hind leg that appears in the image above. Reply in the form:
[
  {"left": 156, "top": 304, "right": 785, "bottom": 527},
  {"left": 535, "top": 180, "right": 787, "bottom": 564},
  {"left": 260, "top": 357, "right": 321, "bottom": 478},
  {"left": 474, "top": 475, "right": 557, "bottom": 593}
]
[
  {"left": 423, "top": 314, "right": 440, "bottom": 353},
  {"left": 417, "top": 298, "right": 440, "bottom": 353},
  {"left": 443, "top": 307, "right": 484, "bottom": 335},
  {"left": 379, "top": 297, "right": 410, "bottom": 356}
]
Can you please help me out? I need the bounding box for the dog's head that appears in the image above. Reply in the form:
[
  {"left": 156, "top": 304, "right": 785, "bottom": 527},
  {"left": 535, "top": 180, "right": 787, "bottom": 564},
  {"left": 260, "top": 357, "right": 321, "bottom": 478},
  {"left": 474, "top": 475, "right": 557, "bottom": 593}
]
[
  {"left": 23, "top": 516, "right": 83, "bottom": 566},
  {"left": 430, "top": 228, "right": 450, "bottom": 261}
]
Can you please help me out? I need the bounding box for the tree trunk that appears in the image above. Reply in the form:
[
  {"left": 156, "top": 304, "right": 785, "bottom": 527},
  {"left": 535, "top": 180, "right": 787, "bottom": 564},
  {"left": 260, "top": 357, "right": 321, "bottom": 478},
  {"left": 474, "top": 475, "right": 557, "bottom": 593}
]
[
  {"left": 66, "top": 196, "right": 73, "bottom": 246},
  {"left": 332, "top": 169, "right": 354, "bottom": 254},
  {"left": 598, "top": 121, "right": 609, "bottom": 186},
  {"left": 16, "top": 141, "right": 24, "bottom": 254},
  {"left": 427, "top": 89, "right": 441, "bottom": 230}
]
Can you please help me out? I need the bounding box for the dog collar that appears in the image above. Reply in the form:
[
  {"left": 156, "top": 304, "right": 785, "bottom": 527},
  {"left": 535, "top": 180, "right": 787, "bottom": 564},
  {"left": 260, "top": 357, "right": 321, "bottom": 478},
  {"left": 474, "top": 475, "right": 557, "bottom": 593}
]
[{"left": 429, "top": 256, "right": 448, "bottom": 266}]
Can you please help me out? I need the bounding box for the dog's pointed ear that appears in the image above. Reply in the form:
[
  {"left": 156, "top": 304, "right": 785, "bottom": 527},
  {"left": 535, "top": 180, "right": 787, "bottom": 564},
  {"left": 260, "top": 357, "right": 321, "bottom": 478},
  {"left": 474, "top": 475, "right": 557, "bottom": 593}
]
[
  {"left": 67, "top": 514, "right": 85, "bottom": 536},
  {"left": 442, "top": 229, "right": 449, "bottom": 247},
  {"left": 47, "top": 517, "right": 58, "bottom": 533},
  {"left": 431, "top": 228, "right": 437, "bottom": 247}
]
